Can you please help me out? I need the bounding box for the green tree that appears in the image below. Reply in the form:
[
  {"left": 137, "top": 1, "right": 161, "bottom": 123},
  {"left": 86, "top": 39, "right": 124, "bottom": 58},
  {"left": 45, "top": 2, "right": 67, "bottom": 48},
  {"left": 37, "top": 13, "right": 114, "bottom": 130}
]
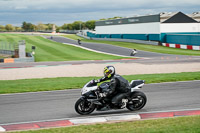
[
  {"left": 72, "top": 21, "right": 83, "bottom": 30},
  {"left": 46, "top": 23, "right": 53, "bottom": 31},
  {"left": 100, "top": 16, "right": 123, "bottom": 21},
  {"left": 36, "top": 23, "right": 47, "bottom": 31},
  {"left": 22, "top": 21, "right": 35, "bottom": 31},
  {"left": 22, "top": 21, "right": 27, "bottom": 31},
  {"left": 29, "top": 24, "right": 36, "bottom": 31},
  {"left": 61, "top": 23, "right": 68, "bottom": 30},
  {"left": 85, "top": 20, "right": 96, "bottom": 30},
  {"left": 15, "top": 27, "right": 22, "bottom": 31},
  {"left": 67, "top": 24, "right": 73, "bottom": 30},
  {"left": 0, "top": 25, "right": 5, "bottom": 31},
  {"left": 99, "top": 18, "right": 106, "bottom": 21},
  {"left": 56, "top": 26, "right": 60, "bottom": 33},
  {"left": 108, "top": 16, "right": 123, "bottom": 20},
  {"left": 81, "top": 22, "right": 86, "bottom": 30},
  {"left": 5, "top": 24, "right": 14, "bottom": 31}
]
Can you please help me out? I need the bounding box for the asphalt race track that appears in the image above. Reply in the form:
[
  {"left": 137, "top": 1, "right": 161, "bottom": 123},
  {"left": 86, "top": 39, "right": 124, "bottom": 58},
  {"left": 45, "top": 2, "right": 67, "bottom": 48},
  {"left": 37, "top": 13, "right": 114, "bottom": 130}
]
[
  {"left": 0, "top": 80, "right": 200, "bottom": 125},
  {"left": 46, "top": 36, "right": 187, "bottom": 58},
  {"left": 0, "top": 36, "right": 200, "bottom": 127}
]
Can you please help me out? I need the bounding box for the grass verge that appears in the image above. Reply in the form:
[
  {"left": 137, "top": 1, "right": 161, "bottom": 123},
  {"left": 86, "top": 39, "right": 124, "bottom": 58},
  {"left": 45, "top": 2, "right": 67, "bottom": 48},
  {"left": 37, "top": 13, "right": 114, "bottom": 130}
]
[
  {"left": 12, "top": 115, "right": 200, "bottom": 133},
  {"left": 62, "top": 34, "right": 200, "bottom": 56},
  {"left": 0, "top": 34, "right": 128, "bottom": 62},
  {"left": 0, "top": 72, "right": 199, "bottom": 94}
]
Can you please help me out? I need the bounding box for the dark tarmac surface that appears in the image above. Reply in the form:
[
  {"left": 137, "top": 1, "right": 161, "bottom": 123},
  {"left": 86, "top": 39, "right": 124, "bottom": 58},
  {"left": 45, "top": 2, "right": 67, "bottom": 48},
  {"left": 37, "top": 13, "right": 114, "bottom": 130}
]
[{"left": 0, "top": 81, "right": 200, "bottom": 125}]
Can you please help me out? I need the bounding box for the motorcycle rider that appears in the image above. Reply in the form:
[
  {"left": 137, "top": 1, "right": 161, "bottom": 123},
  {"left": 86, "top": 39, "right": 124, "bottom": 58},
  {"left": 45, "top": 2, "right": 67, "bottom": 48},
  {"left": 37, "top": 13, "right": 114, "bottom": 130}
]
[
  {"left": 93, "top": 66, "right": 130, "bottom": 110},
  {"left": 77, "top": 39, "right": 81, "bottom": 45}
]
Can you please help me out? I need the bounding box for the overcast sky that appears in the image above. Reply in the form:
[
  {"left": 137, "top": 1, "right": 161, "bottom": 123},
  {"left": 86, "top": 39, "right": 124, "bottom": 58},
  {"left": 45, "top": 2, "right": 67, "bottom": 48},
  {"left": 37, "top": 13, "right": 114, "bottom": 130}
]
[{"left": 0, "top": 0, "right": 200, "bottom": 26}]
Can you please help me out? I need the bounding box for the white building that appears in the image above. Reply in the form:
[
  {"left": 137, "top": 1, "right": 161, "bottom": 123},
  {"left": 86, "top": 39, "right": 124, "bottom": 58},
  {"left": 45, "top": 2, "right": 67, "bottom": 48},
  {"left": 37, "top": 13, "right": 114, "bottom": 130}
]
[{"left": 87, "top": 12, "right": 200, "bottom": 49}]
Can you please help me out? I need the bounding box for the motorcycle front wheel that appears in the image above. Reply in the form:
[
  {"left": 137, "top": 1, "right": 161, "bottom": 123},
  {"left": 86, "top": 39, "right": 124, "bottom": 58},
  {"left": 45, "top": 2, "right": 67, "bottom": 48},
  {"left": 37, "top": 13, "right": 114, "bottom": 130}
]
[
  {"left": 75, "top": 98, "right": 96, "bottom": 115},
  {"left": 126, "top": 91, "right": 147, "bottom": 111}
]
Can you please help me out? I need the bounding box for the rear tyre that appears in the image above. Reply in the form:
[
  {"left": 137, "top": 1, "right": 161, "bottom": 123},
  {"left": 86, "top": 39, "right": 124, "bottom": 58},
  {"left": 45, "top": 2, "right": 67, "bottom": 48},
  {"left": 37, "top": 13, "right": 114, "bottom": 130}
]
[
  {"left": 126, "top": 91, "right": 147, "bottom": 111},
  {"left": 75, "top": 98, "right": 96, "bottom": 115}
]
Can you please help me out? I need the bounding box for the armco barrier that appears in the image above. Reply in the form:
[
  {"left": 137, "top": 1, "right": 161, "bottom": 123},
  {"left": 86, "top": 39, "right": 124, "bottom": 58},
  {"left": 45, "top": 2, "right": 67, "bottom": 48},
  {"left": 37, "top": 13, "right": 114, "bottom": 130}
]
[
  {"left": 162, "top": 43, "right": 200, "bottom": 50},
  {"left": 77, "top": 34, "right": 158, "bottom": 45},
  {"left": 14, "top": 56, "right": 34, "bottom": 63},
  {"left": 91, "top": 38, "right": 158, "bottom": 45},
  {"left": 0, "top": 58, "right": 4, "bottom": 63},
  {"left": 123, "top": 34, "right": 148, "bottom": 40}
]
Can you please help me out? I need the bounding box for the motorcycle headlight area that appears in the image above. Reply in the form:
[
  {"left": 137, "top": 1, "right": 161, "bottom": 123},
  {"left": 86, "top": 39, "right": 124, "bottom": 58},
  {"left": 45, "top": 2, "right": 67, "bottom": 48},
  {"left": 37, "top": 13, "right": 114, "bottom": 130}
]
[
  {"left": 81, "top": 88, "right": 88, "bottom": 95},
  {"left": 81, "top": 86, "right": 97, "bottom": 95}
]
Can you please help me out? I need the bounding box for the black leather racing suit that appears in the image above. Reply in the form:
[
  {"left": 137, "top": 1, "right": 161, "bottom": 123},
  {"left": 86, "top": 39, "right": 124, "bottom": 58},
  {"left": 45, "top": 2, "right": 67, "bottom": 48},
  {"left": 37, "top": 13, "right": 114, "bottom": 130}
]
[{"left": 98, "top": 74, "right": 130, "bottom": 106}]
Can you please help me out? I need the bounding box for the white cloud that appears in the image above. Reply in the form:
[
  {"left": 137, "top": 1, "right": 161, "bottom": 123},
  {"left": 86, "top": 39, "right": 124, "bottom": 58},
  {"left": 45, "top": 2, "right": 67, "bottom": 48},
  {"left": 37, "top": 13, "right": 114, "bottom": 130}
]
[
  {"left": 0, "top": 0, "right": 199, "bottom": 10},
  {"left": 0, "top": 0, "right": 200, "bottom": 25}
]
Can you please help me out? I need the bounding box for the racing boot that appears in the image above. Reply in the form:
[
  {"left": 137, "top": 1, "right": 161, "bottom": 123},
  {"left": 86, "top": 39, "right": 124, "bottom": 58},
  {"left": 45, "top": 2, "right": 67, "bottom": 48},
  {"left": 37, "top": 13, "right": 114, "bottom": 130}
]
[{"left": 120, "top": 99, "right": 128, "bottom": 109}]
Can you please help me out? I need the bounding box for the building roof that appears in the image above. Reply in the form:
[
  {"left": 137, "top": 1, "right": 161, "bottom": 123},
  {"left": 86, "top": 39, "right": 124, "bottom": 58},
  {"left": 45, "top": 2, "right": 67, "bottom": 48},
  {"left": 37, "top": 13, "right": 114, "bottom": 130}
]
[
  {"left": 161, "top": 12, "right": 197, "bottom": 23},
  {"left": 95, "top": 14, "right": 160, "bottom": 26},
  {"left": 95, "top": 11, "right": 199, "bottom": 27},
  {"left": 160, "top": 12, "right": 178, "bottom": 22}
]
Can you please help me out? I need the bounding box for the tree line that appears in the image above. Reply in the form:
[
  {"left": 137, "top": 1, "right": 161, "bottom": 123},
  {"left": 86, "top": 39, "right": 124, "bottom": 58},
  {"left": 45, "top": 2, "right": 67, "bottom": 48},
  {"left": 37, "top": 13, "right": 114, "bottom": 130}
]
[
  {"left": 0, "top": 16, "right": 122, "bottom": 32},
  {"left": 0, "top": 20, "right": 96, "bottom": 32}
]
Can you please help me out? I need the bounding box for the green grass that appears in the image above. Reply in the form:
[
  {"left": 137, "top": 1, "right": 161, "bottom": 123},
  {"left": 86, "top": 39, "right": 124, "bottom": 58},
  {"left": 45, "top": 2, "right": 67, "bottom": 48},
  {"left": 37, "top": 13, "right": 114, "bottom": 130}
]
[
  {"left": 12, "top": 115, "right": 200, "bottom": 133},
  {"left": 0, "top": 54, "right": 12, "bottom": 59},
  {"left": 62, "top": 34, "right": 200, "bottom": 56},
  {"left": 0, "top": 72, "right": 199, "bottom": 94},
  {"left": 63, "top": 34, "right": 83, "bottom": 40},
  {"left": 0, "top": 34, "right": 128, "bottom": 62},
  {"left": 0, "top": 55, "right": 12, "bottom": 59}
]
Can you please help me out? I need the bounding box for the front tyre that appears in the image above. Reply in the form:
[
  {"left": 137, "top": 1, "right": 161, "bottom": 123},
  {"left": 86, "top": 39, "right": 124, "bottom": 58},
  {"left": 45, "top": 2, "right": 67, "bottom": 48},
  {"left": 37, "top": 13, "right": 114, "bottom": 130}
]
[
  {"left": 75, "top": 98, "right": 96, "bottom": 115},
  {"left": 127, "top": 91, "right": 147, "bottom": 111}
]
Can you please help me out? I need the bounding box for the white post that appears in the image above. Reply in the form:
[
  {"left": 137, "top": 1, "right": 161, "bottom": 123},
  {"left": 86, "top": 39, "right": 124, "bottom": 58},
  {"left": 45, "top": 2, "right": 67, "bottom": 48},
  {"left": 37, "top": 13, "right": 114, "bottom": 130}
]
[{"left": 18, "top": 40, "right": 26, "bottom": 58}]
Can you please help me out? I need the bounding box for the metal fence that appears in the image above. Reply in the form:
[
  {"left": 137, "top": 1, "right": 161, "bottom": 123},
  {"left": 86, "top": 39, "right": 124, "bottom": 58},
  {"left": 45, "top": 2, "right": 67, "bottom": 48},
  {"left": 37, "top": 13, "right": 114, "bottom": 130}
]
[
  {"left": 0, "top": 40, "right": 35, "bottom": 63},
  {"left": 0, "top": 41, "right": 18, "bottom": 55},
  {"left": 59, "top": 30, "right": 79, "bottom": 34}
]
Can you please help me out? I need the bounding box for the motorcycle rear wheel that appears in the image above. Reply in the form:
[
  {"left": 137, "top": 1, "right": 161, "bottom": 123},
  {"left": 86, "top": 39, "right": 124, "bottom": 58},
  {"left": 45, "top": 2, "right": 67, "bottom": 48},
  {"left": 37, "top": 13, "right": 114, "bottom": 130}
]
[
  {"left": 126, "top": 91, "right": 147, "bottom": 111},
  {"left": 75, "top": 98, "right": 96, "bottom": 115}
]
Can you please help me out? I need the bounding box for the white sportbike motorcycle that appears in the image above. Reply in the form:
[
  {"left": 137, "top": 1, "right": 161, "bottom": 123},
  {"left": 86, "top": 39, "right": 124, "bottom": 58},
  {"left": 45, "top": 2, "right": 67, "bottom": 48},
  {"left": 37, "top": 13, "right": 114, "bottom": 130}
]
[{"left": 75, "top": 79, "right": 147, "bottom": 115}]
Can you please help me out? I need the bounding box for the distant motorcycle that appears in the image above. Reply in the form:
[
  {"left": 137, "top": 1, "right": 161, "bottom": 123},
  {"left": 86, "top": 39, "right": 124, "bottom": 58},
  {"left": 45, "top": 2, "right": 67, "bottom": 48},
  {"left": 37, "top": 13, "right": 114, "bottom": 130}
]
[
  {"left": 130, "top": 49, "right": 137, "bottom": 56},
  {"left": 77, "top": 39, "right": 81, "bottom": 45},
  {"left": 75, "top": 79, "right": 147, "bottom": 115}
]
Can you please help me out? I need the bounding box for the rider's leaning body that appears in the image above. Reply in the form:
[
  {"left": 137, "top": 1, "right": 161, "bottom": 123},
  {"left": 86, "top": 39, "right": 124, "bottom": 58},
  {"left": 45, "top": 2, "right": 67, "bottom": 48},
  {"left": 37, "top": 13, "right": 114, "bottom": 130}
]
[{"left": 93, "top": 66, "right": 130, "bottom": 107}]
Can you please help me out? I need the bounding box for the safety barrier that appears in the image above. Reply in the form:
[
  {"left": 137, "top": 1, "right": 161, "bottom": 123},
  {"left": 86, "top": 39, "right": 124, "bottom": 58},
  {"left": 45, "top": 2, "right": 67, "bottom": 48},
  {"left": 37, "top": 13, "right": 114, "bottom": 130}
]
[
  {"left": 78, "top": 33, "right": 158, "bottom": 45},
  {"left": 0, "top": 41, "right": 18, "bottom": 56},
  {"left": 87, "top": 32, "right": 161, "bottom": 41},
  {"left": 0, "top": 53, "right": 35, "bottom": 63},
  {"left": 87, "top": 31, "right": 200, "bottom": 50},
  {"left": 3, "top": 58, "right": 14, "bottom": 63},
  {"left": 166, "top": 34, "right": 200, "bottom": 46},
  {"left": 162, "top": 43, "right": 200, "bottom": 50}
]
